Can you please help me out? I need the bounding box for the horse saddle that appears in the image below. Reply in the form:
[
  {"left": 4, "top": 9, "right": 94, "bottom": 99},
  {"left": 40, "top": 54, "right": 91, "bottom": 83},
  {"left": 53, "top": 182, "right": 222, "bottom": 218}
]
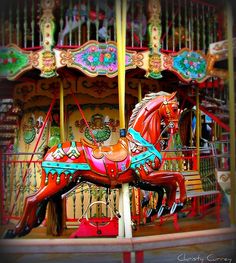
[
  {"left": 82, "top": 138, "right": 129, "bottom": 162},
  {"left": 82, "top": 138, "right": 131, "bottom": 179},
  {"left": 94, "top": 138, "right": 130, "bottom": 161}
]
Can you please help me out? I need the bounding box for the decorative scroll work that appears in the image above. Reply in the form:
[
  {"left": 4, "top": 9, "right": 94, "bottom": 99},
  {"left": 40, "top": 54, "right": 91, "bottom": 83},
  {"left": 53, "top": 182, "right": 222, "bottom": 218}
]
[
  {"left": 136, "top": 48, "right": 226, "bottom": 83},
  {"left": 0, "top": 44, "right": 225, "bottom": 83},
  {"left": 5, "top": 92, "right": 187, "bottom": 238},
  {"left": 63, "top": 41, "right": 137, "bottom": 78},
  {"left": 75, "top": 113, "right": 119, "bottom": 143},
  {"left": 0, "top": 0, "right": 230, "bottom": 82}
]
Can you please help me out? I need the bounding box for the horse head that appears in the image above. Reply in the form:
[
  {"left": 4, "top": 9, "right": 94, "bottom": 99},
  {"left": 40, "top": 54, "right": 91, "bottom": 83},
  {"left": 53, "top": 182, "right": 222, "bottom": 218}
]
[
  {"left": 128, "top": 91, "right": 180, "bottom": 146},
  {"left": 158, "top": 91, "right": 180, "bottom": 134}
]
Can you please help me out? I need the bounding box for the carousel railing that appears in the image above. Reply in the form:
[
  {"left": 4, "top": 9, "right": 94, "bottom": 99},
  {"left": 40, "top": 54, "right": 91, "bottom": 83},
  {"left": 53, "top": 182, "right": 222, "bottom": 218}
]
[
  {"left": 211, "top": 140, "right": 230, "bottom": 171},
  {"left": 0, "top": 152, "right": 43, "bottom": 224},
  {"left": 0, "top": 147, "right": 218, "bottom": 226},
  {"left": 0, "top": 0, "right": 224, "bottom": 53},
  {"left": 160, "top": 0, "right": 222, "bottom": 53}
]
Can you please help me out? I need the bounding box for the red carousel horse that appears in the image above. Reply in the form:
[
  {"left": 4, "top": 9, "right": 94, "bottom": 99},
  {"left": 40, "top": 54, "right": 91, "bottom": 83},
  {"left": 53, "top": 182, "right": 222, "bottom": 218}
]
[{"left": 5, "top": 91, "right": 186, "bottom": 238}]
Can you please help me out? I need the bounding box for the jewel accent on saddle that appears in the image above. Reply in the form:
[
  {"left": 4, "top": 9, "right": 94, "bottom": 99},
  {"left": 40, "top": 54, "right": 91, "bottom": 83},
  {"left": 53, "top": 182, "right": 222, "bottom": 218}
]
[
  {"left": 52, "top": 144, "right": 66, "bottom": 160},
  {"left": 67, "top": 141, "right": 80, "bottom": 159},
  {"left": 128, "top": 128, "right": 162, "bottom": 173}
]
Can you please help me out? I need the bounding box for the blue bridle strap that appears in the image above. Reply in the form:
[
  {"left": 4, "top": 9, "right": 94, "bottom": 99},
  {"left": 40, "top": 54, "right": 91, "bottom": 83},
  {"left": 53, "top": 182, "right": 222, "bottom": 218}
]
[{"left": 128, "top": 128, "right": 162, "bottom": 162}]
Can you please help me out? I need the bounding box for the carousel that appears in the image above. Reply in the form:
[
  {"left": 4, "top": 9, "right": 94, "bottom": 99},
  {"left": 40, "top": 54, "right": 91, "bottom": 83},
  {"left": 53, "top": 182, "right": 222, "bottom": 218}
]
[{"left": 0, "top": 0, "right": 235, "bottom": 262}]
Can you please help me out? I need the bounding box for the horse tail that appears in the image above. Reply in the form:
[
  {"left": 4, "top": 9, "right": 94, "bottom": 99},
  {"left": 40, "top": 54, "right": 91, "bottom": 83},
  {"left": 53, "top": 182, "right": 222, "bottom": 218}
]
[
  {"left": 42, "top": 145, "right": 51, "bottom": 159},
  {"left": 46, "top": 195, "right": 66, "bottom": 236},
  {"left": 41, "top": 146, "right": 66, "bottom": 236}
]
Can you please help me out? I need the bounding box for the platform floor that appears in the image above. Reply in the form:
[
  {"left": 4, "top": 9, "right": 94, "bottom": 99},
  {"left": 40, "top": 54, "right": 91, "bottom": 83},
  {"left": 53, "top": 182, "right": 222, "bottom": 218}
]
[{"left": 0, "top": 200, "right": 235, "bottom": 263}]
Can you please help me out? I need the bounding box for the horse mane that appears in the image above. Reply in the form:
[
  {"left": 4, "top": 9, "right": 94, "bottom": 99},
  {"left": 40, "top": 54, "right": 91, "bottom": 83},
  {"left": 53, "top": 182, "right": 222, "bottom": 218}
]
[{"left": 128, "top": 91, "right": 172, "bottom": 128}]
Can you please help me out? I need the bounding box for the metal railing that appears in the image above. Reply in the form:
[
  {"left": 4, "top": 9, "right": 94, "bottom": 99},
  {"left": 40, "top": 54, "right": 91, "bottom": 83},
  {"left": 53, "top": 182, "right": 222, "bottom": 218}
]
[{"left": 0, "top": 0, "right": 224, "bottom": 52}]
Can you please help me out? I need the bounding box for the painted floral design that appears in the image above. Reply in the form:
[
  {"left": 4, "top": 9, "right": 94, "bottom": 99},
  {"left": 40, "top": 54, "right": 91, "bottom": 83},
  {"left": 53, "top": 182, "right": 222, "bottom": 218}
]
[
  {"left": 72, "top": 42, "right": 134, "bottom": 76},
  {"left": 173, "top": 51, "right": 206, "bottom": 81},
  {"left": 74, "top": 45, "right": 117, "bottom": 73}
]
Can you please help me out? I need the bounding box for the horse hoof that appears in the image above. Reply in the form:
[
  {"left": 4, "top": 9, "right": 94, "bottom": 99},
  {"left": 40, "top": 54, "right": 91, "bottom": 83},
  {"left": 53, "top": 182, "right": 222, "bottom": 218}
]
[
  {"left": 2, "top": 229, "right": 16, "bottom": 239},
  {"left": 157, "top": 206, "right": 170, "bottom": 217},
  {"left": 147, "top": 208, "right": 157, "bottom": 218},
  {"left": 170, "top": 202, "right": 184, "bottom": 214},
  {"left": 157, "top": 206, "right": 164, "bottom": 217},
  {"left": 175, "top": 203, "right": 184, "bottom": 213},
  {"left": 18, "top": 225, "right": 31, "bottom": 237},
  {"left": 170, "top": 202, "right": 177, "bottom": 214}
]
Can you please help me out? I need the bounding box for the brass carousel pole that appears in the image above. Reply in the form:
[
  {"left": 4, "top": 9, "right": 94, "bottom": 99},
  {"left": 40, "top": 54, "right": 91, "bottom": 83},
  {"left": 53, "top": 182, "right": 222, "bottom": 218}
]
[
  {"left": 116, "top": 0, "right": 132, "bottom": 238},
  {"left": 226, "top": 1, "right": 236, "bottom": 226},
  {"left": 60, "top": 79, "right": 67, "bottom": 232},
  {"left": 59, "top": 79, "right": 65, "bottom": 142},
  {"left": 196, "top": 85, "right": 200, "bottom": 171},
  {"left": 47, "top": 79, "right": 67, "bottom": 236}
]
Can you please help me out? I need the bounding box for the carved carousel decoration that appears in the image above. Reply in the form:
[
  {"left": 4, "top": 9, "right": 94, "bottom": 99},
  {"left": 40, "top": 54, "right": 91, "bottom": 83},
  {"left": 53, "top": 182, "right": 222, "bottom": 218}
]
[{"left": 5, "top": 91, "right": 187, "bottom": 238}]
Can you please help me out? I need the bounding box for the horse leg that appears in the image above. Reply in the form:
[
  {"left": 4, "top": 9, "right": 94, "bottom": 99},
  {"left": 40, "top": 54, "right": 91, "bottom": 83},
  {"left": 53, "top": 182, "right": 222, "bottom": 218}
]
[
  {"left": 156, "top": 172, "right": 187, "bottom": 216},
  {"left": 12, "top": 170, "right": 71, "bottom": 237},
  {"left": 143, "top": 181, "right": 177, "bottom": 219},
  {"left": 169, "top": 172, "right": 187, "bottom": 214},
  {"left": 138, "top": 169, "right": 186, "bottom": 216},
  {"left": 136, "top": 182, "right": 164, "bottom": 208},
  {"left": 140, "top": 169, "right": 186, "bottom": 204},
  {"left": 157, "top": 180, "right": 177, "bottom": 217},
  {"left": 135, "top": 182, "right": 164, "bottom": 219},
  {"left": 155, "top": 186, "right": 164, "bottom": 211},
  {"left": 3, "top": 191, "right": 48, "bottom": 238},
  {"left": 171, "top": 172, "right": 187, "bottom": 204},
  {"left": 15, "top": 192, "right": 49, "bottom": 237}
]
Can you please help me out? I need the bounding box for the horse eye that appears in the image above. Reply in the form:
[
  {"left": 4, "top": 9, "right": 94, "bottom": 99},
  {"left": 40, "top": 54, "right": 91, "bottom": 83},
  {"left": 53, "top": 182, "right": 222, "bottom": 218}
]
[{"left": 172, "top": 106, "right": 178, "bottom": 112}]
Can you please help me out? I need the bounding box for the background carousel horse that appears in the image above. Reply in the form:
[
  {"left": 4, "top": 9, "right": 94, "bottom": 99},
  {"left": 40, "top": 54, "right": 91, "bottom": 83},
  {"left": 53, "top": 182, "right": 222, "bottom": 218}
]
[
  {"left": 57, "top": 0, "right": 147, "bottom": 45},
  {"left": 5, "top": 91, "right": 186, "bottom": 238}
]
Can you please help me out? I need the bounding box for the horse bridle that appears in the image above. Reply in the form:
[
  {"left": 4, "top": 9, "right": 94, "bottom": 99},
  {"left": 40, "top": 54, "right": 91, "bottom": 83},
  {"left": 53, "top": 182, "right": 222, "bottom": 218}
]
[
  {"left": 159, "top": 97, "right": 179, "bottom": 126},
  {"left": 154, "top": 97, "right": 179, "bottom": 147}
]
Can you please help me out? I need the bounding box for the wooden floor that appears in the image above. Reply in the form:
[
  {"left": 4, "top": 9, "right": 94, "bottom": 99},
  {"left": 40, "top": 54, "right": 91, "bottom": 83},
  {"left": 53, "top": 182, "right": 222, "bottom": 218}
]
[
  {"left": 0, "top": 204, "right": 230, "bottom": 239},
  {"left": 1, "top": 203, "right": 235, "bottom": 263}
]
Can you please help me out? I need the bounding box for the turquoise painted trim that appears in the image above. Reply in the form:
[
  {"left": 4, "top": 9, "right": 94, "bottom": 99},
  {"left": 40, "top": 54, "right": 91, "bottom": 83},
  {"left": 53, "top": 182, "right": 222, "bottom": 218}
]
[
  {"left": 42, "top": 161, "right": 90, "bottom": 175},
  {"left": 128, "top": 128, "right": 162, "bottom": 161},
  {"left": 128, "top": 128, "right": 162, "bottom": 171},
  {"left": 130, "top": 151, "right": 157, "bottom": 169}
]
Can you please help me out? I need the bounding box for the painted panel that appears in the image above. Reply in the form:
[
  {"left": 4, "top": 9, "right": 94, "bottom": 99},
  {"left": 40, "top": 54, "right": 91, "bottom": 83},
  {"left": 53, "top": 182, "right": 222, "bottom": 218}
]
[{"left": 0, "top": 44, "right": 32, "bottom": 80}]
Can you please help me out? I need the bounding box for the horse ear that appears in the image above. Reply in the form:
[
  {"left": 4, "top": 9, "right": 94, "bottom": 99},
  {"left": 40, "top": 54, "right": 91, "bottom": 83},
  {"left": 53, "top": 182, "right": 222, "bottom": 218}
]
[{"left": 168, "top": 92, "right": 177, "bottom": 100}]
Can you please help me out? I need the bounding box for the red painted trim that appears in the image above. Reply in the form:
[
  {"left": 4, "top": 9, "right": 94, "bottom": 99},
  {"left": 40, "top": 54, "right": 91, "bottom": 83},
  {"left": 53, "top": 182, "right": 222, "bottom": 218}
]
[
  {"left": 22, "top": 46, "right": 43, "bottom": 51},
  {"left": 135, "top": 251, "right": 144, "bottom": 263},
  {"left": 123, "top": 252, "right": 131, "bottom": 263}
]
